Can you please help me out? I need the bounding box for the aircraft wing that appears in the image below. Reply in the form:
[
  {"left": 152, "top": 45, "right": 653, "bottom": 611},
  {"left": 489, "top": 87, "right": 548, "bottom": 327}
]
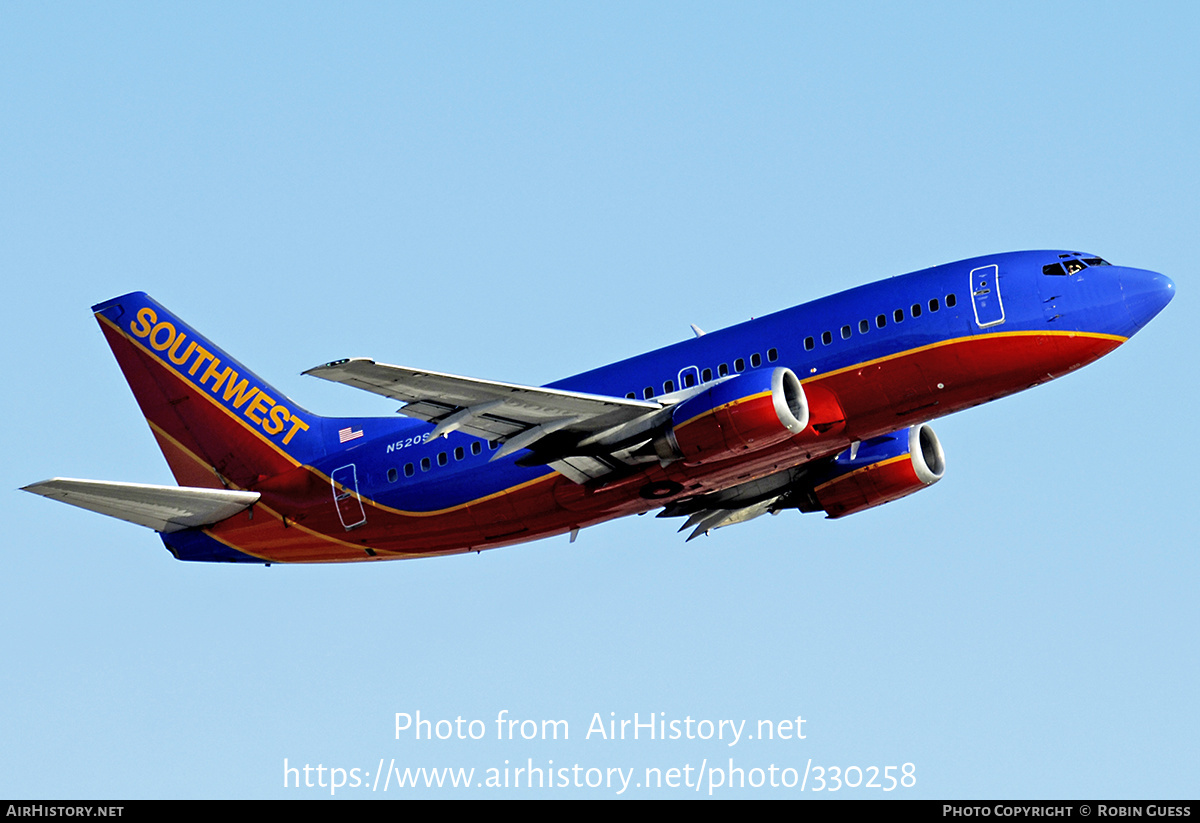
[
  {"left": 22, "top": 478, "right": 260, "bottom": 533},
  {"left": 303, "top": 358, "right": 669, "bottom": 481},
  {"left": 655, "top": 464, "right": 814, "bottom": 540}
]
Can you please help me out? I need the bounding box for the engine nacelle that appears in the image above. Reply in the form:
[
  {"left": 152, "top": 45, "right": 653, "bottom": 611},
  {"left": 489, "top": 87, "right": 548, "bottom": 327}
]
[
  {"left": 798, "top": 424, "right": 945, "bottom": 518},
  {"left": 657, "top": 368, "right": 809, "bottom": 466}
]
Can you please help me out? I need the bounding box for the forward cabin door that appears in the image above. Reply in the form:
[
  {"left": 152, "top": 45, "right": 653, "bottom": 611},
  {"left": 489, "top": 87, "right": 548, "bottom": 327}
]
[{"left": 969, "top": 264, "right": 1005, "bottom": 328}]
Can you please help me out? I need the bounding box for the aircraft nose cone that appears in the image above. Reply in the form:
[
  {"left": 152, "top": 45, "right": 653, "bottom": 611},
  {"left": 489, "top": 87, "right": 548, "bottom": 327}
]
[{"left": 1122, "top": 268, "right": 1175, "bottom": 329}]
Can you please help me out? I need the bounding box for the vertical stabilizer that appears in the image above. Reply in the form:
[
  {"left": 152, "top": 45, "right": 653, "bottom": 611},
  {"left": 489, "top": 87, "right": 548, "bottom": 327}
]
[{"left": 92, "top": 292, "right": 327, "bottom": 490}]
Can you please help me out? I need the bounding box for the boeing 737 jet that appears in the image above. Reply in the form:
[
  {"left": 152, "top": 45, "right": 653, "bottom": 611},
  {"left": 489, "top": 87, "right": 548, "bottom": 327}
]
[{"left": 23, "top": 250, "right": 1174, "bottom": 563}]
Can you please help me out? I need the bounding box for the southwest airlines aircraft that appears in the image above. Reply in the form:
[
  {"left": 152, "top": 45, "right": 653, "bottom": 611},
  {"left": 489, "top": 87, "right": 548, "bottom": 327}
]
[{"left": 24, "top": 251, "right": 1174, "bottom": 564}]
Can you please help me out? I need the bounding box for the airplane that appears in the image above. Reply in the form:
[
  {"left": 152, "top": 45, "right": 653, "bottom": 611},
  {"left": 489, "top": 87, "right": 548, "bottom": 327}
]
[{"left": 23, "top": 250, "right": 1174, "bottom": 564}]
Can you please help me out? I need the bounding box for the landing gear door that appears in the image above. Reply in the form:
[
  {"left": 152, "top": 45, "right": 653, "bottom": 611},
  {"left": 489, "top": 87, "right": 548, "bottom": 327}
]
[
  {"left": 331, "top": 464, "right": 367, "bottom": 530},
  {"left": 970, "top": 264, "right": 1005, "bottom": 328}
]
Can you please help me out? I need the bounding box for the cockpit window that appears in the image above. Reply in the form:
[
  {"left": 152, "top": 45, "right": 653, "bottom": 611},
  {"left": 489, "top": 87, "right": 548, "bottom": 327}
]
[
  {"left": 1044, "top": 256, "right": 1100, "bottom": 275},
  {"left": 1046, "top": 253, "right": 1108, "bottom": 275}
]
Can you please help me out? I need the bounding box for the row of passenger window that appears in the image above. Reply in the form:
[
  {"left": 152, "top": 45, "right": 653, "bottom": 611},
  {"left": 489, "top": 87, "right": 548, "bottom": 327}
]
[
  {"left": 625, "top": 347, "right": 781, "bottom": 400},
  {"left": 385, "top": 439, "right": 495, "bottom": 483},
  {"left": 803, "top": 293, "right": 958, "bottom": 351},
  {"left": 621, "top": 290, "right": 959, "bottom": 399}
]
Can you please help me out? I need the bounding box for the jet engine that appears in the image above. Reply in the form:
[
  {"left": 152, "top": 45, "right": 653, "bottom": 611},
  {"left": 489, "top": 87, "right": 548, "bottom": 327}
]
[
  {"left": 654, "top": 367, "right": 809, "bottom": 465},
  {"left": 796, "top": 424, "right": 945, "bottom": 518}
]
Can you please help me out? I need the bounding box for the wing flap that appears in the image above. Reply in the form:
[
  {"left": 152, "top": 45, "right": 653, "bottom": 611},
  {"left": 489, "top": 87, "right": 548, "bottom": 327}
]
[{"left": 22, "top": 478, "right": 260, "bottom": 533}]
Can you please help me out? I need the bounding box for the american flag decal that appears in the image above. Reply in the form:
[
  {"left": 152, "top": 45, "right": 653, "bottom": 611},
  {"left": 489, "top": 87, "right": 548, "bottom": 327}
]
[{"left": 338, "top": 426, "right": 364, "bottom": 443}]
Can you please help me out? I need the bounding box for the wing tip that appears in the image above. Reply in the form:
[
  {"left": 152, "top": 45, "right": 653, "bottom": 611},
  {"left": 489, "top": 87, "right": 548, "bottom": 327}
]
[{"left": 302, "top": 357, "right": 376, "bottom": 377}]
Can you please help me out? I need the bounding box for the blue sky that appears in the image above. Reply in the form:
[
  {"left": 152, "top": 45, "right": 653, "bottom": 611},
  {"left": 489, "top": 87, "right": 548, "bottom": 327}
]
[{"left": 3, "top": 3, "right": 1196, "bottom": 798}]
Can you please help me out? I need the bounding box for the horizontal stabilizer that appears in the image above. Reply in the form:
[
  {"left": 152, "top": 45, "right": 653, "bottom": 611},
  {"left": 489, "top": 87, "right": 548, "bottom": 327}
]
[{"left": 21, "top": 478, "right": 260, "bottom": 533}]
